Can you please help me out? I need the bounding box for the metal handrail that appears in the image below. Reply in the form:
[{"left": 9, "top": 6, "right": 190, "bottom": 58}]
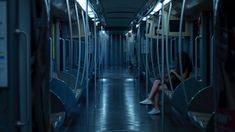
[
  {"left": 178, "top": 0, "right": 188, "bottom": 105},
  {"left": 156, "top": 14, "right": 162, "bottom": 78},
  {"left": 15, "top": 29, "right": 31, "bottom": 129},
  {"left": 94, "top": 16, "right": 97, "bottom": 107},
  {"left": 49, "top": 37, "right": 53, "bottom": 81},
  {"left": 195, "top": 35, "right": 202, "bottom": 80},
  {"left": 66, "top": 0, "right": 73, "bottom": 67},
  {"left": 210, "top": 35, "right": 214, "bottom": 86},
  {"left": 59, "top": 38, "right": 66, "bottom": 72},
  {"left": 165, "top": 2, "right": 173, "bottom": 91},
  {"left": 74, "top": 3, "right": 82, "bottom": 91},
  {"left": 160, "top": 3, "right": 165, "bottom": 132},
  {"left": 145, "top": 19, "right": 149, "bottom": 96},
  {"left": 85, "top": 1, "right": 89, "bottom": 130},
  {"left": 81, "top": 10, "right": 87, "bottom": 85},
  {"left": 137, "top": 27, "right": 141, "bottom": 77},
  {"left": 150, "top": 18, "right": 157, "bottom": 78}
]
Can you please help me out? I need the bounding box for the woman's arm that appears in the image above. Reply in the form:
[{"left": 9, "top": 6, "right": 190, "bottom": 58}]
[
  {"left": 170, "top": 70, "right": 183, "bottom": 81},
  {"left": 170, "top": 67, "right": 190, "bottom": 80}
]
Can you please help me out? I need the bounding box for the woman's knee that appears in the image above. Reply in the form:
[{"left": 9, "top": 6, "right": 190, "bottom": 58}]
[{"left": 158, "top": 85, "right": 167, "bottom": 91}]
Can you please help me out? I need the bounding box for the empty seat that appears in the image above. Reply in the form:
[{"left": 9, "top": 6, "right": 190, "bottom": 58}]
[
  {"left": 59, "top": 72, "right": 77, "bottom": 89},
  {"left": 170, "top": 77, "right": 205, "bottom": 115},
  {"left": 50, "top": 79, "right": 79, "bottom": 112},
  {"left": 187, "top": 86, "right": 215, "bottom": 130}
]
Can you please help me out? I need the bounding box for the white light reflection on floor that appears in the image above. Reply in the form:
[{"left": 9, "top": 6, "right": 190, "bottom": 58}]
[
  {"left": 100, "top": 78, "right": 108, "bottom": 82},
  {"left": 98, "top": 80, "right": 108, "bottom": 131},
  {"left": 125, "top": 78, "right": 134, "bottom": 82},
  {"left": 124, "top": 78, "right": 140, "bottom": 131}
]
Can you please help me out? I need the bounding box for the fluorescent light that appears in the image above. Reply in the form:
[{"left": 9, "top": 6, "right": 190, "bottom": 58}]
[
  {"left": 163, "top": 0, "right": 171, "bottom": 5},
  {"left": 76, "top": 0, "right": 92, "bottom": 12},
  {"left": 150, "top": 0, "right": 171, "bottom": 15},
  {"left": 136, "top": 24, "right": 140, "bottom": 28},
  {"left": 142, "top": 17, "right": 147, "bottom": 21},
  {"left": 100, "top": 78, "right": 107, "bottom": 82},
  {"left": 89, "top": 14, "right": 95, "bottom": 18},
  {"left": 77, "top": 0, "right": 97, "bottom": 19},
  {"left": 125, "top": 78, "right": 134, "bottom": 82},
  {"left": 153, "top": 3, "right": 162, "bottom": 12}
]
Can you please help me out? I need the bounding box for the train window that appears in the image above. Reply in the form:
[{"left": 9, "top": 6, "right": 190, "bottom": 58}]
[{"left": 169, "top": 20, "right": 185, "bottom": 32}]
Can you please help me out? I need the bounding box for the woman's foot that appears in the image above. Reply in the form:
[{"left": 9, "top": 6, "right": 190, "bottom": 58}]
[
  {"left": 139, "top": 98, "right": 153, "bottom": 105},
  {"left": 148, "top": 108, "right": 160, "bottom": 115}
]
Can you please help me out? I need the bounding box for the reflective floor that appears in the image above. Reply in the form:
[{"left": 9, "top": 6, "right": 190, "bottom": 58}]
[{"left": 59, "top": 67, "right": 198, "bottom": 132}]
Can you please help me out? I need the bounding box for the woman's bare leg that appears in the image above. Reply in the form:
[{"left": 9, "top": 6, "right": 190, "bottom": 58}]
[
  {"left": 154, "top": 84, "right": 168, "bottom": 109},
  {"left": 148, "top": 80, "right": 161, "bottom": 99}
]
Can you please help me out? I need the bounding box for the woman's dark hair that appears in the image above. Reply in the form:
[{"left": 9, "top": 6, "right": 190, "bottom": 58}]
[{"left": 175, "top": 52, "right": 193, "bottom": 78}]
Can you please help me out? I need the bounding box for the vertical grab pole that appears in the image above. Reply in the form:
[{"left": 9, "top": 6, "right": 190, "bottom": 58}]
[
  {"left": 160, "top": 2, "right": 165, "bottom": 132},
  {"left": 210, "top": 36, "right": 214, "bottom": 86},
  {"left": 145, "top": 19, "right": 149, "bottom": 97},
  {"left": 170, "top": 38, "right": 173, "bottom": 67},
  {"left": 110, "top": 35, "right": 112, "bottom": 68},
  {"left": 213, "top": 2, "right": 218, "bottom": 130},
  {"left": 75, "top": 2, "right": 82, "bottom": 90},
  {"left": 81, "top": 11, "right": 87, "bottom": 85},
  {"left": 137, "top": 27, "right": 141, "bottom": 78},
  {"left": 195, "top": 35, "right": 201, "bottom": 80},
  {"left": 156, "top": 14, "right": 162, "bottom": 77},
  {"left": 65, "top": 0, "right": 73, "bottom": 67},
  {"left": 94, "top": 16, "right": 97, "bottom": 108},
  {"left": 213, "top": 1, "right": 218, "bottom": 130},
  {"left": 150, "top": 18, "right": 157, "bottom": 78},
  {"left": 98, "top": 32, "right": 102, "bottom": 76},
  {"left": 165, "top": 2, "right": 173, "bottom": 91},
  {"left": 49, "top": 37, "right": 53, "bottom": 81},
  {"left": 178, "top": 0, "right": 188, "bottom": 104},
  {"left": 126, "top": 36, "right": 128, "bottom": 68},
  {"left": 87, "top": 19, "right": 92, "bottom": 76},
  {"left": 85, "top": 0, "right": 89, "bottom": 130},
  {"left": 62, "top": 39, "right": 66, "bottom": 71},
  {"left": 120, "top": 34, "right": 122, "bottom": 68},
  {"left": 15, "top": 30, "right": 31, "bottom": 131},
  {"left": 59, "top": 38, "right": 65, "bottom": 71}
]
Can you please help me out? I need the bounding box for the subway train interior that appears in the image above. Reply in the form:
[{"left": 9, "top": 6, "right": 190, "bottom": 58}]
[{"left": 0, "top": 0, "right": 235, "bottom": 132}]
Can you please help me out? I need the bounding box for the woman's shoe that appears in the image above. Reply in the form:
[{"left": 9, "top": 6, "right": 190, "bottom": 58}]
[
  {"left": 139, "top": 98, "right": 153, "bottom": 105},
  {"left": 148, "top": 108, "right": 160, "bottom": 115}
]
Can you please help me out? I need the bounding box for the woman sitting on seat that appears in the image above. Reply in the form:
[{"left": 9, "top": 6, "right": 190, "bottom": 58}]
[{"left": 140, "top": 52, "right": 193, "bottom": 114}]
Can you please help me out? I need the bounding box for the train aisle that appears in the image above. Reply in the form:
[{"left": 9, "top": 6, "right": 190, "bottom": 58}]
[{"left": 60, "top": 68, "right": 198, "bottom": 132}]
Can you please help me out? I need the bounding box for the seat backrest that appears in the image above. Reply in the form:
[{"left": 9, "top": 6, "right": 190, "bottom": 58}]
[
  {"left": 171, "top": 77, "right": 205, "bottom": 115},
  {"left": 188, "top": 86, "right": 214, "bottom": 113},
  {"left": 59, "top": 72, "right": 76, "bottom": 89},
  {"left": 67, "top": 69, "right": 78, "bottom": 77},
  {"left": 50, "top": 79, "right": 77, "bottom": 111}
]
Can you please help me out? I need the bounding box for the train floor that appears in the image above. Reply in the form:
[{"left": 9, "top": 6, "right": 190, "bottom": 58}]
[{"left": 58, "top": 67, "right": 199, "bottom": 132}]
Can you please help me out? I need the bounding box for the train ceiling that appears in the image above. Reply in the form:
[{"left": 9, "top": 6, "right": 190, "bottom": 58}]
[
  {"left": 91, "top": 0, "right": 157, "bottom": 34},
  {"left": 50, "top": 0, "right": 212, "bottom": 34}
]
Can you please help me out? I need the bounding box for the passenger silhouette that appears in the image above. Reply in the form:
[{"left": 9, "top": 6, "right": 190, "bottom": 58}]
[{"left": 140, "top": 52, "right": 193, "bottom": 114}]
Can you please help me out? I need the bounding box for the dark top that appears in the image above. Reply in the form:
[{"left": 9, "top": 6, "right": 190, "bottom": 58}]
[{"left": 165, "top": 52, "right": 193, "bottom": 90}]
